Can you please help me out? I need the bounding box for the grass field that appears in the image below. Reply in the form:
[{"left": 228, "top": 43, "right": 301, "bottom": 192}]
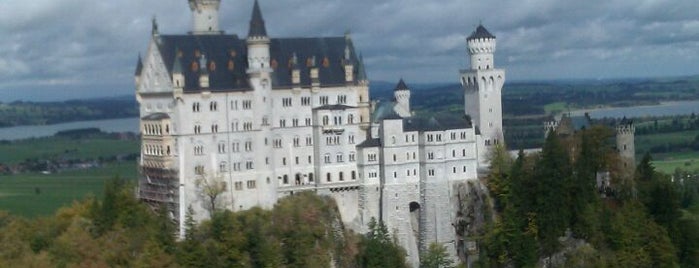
[
  {"left": 0, "top": 162, "right": 137, "bottom": 218},
  {"left": 635, "top": 130, "right": 699, "bottom": 155},
  {"left": 543, "top": 102, "right": 568, "bottom": 115},
  {"left": 652, "top": 151, "right": 699, "bottom": 174},
  {"left": 0, "top": 137, "right": 139, "bottom": 164}
]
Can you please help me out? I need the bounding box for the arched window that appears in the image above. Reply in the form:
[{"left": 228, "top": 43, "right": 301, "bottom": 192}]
[
  {"left": 283, "top": 175, "right": 289, "bottom": 185},
  {"left": 326, "top": 173, "right": 332, "bottom": 182},
  {"left": 339, "top": 172, "right": 344, "bottom": 181},
  {"left": 323, "top": 116, "right": 329, "bottom": 126}
]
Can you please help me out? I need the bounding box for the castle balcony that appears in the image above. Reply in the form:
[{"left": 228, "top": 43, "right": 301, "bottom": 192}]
[
  {"left": 321, "top": 126, "right": 345, "bottom": 135},
  {"left": 141, "top": 155, "right": 175, "bottom": 170},
  {"left": 278, "top": 183, "right": 318, "bottom": 192}
]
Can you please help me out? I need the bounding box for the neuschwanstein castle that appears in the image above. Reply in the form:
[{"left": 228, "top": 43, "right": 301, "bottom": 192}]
[{"left": 134, "top": 0, "right": 504, "bottom": 265}]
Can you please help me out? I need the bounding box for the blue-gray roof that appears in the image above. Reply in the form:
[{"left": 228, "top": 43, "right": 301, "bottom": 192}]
[
  {"left": 403, "top": 116, "right": 472, "bottom": 132},
  {"left": 357, "top": 138, "right": 381, "bottom": 148},
  {"left": 468, "top": 25, "right": 495, "bottom": 41},
  {"left": 395, "top": 79, "right": 409, "bottom": 91},
  {"left": 248, "top": 0, "right": 267, "bottom": 37},
  {"left": 154, "top": 35, "right": 364, "bottom": 92}
]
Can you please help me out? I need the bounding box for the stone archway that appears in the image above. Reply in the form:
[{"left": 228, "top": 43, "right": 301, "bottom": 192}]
[{"left": 409, "top": 201, "right": 421, "bottom": 250}]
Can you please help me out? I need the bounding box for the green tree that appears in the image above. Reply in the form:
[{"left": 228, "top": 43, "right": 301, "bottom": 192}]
[
  {"left": 420, "top": 242, "right": 454, "bottom": 268},
  {"left": 357, "top": 218, "right": 407, "bottom": 268},
  {"left": 534, "top": 132, "right": 572, "bottom": 255}
]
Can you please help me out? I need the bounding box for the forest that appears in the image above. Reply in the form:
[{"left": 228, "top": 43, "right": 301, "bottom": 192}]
[
  {"left": 0, "top": 176, "right": 444, "bottom": 267},
  {"left": 476, "top": 126, "right": 699, "bottom": 267}
]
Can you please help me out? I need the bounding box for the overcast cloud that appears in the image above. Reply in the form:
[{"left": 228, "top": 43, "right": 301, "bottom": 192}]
[{"left": 1, "top": 0, "right": 698, "bottom": 101}]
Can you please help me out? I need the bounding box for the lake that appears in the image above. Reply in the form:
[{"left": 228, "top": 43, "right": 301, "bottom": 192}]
[
  {"left": 1, "top": 100, "right": 698, "bottom": 140},
  {"left": 570, "top": 100, "right": 699, "bottom": 119},
  {"left": 0, "top": 118, "right": 140, "bottom": 141}
]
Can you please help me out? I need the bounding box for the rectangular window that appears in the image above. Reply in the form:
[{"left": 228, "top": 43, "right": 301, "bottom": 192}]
[
  {"left": 247, "top": 180, "right": 256, "bottom": 189},
  {"left": 282, "top": 97, "right": 292, "bottom": 107},
  {"left": 242, "top": 100, "right": 252, "bottom": 110}
]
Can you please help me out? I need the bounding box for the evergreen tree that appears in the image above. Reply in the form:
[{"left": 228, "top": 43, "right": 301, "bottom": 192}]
[
  {"left": 570, "top": 129, "right": 599, "bottom": 238},
  {"left": 419, "top": 242, "right": 454, "bottom": 268},
  {"left": 358, "top": 218, "right": 407, "bottom": 268},
  {"left": 534, "top": 131, "right": 572, "bottom": 255}
]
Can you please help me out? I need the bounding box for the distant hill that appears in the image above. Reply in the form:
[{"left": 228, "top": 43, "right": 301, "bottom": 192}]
[
  {"left": 0, "top": 96, "right": 138, "bottom": 127},
  {"left": 371, "top": 75, "right": 699, "bottom": 117}
]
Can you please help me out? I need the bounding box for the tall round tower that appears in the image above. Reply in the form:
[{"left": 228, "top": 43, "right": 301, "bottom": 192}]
[
  {"left": 188, "top": 0, "right": 221, "bottom": 34},
  {"left": 460, "top": 24, "right": 505, "bottom": 169},
  {"left": 616, "top": 117, "right": 636, "bottom": 169},
  {"left": 467, "top": 25, "right": 496, "bottom": 71},
  {"left": 393, "top": 79, "right": 411, "bottom": 118}
]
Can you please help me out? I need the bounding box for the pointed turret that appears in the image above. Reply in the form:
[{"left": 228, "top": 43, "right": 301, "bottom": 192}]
[
  {"left": 393, "top": 79, "right": 411, "bottom": 117},
  {"left": 357, "top": 53, "right": 368, "bottom": 82},
  {"left": 467, "top": 24, "right": 495, "bottom": 41},
  {"left": 248, "top": 0, "right": 267, "bottom": 38},
  {"left": 394, "top": 79, "right": 409, "bottom": 91},
  {"left": 343, "top": 32, "right": 355, "bottom": 82},
  {"left": 172, "top": 52, "right": 185, "bottom": 90},
  {"left": 135, "top": 55, "right": 144, "bottom": 76},
  {"left": 134, "top": 55, "right": 144, "bottom": 87},
  {"left": 198, "top": 54, "right": 209, "bottom": 88},
  {"left": 151, "top": 17, "right": 159, "bottom": 37},
  {"left": 246, "top": 0, "right": 271, "bottom": 75}
]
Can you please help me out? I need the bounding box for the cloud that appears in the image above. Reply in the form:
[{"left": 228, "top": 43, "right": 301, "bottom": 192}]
[{"left": 1, "top": 0, "right": 699, "bottom": 101}]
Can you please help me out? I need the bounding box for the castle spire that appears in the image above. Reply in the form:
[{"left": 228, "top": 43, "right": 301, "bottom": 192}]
[
  {"left": 151, "top": 16, "right": 159, "bottom": 36},
  {"left": 248, "top": 0, "right": 267, "bottom": 37},
  {"left": 357, "top": 53, "right": 367, "bottom": 81},
  {"left": 394, "top": 78, "right": 409, "bottom": 91}
]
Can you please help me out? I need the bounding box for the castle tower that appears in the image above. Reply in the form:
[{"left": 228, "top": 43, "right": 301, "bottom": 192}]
[
  {"left": 393, "top": 79, "right": 411, "bottom": 118},
  {"left": 616, "top": 117, "right": 636, "bottom": 169},
  {"left": 460, "top": 25, "right": 505, "bottom": 168},
  {"left": 246, "top": 0, "right": 271, "bottom": 75},
  {"left": 188, "top": 0, "right": 222, "bottom": 34}
]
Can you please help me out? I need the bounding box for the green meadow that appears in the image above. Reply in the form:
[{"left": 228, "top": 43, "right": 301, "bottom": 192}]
[{"left": 0, "top": 163, "right": 137, "bottom": 218}]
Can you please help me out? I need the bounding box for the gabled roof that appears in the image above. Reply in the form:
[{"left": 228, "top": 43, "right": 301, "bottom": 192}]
[
  {"left": 248, "top": 0, "right": 267, "bottom": 37},
  {"left": 395, "top": 79, "right": 409, "bottom": 91},
  {"left": 403, "top": 115, "right": 472, "bottom": 132},
  {"left": 467, "top": 24, "right": 495, "bottom": 41},
  {"left": 357, "top": 138, "right": 381, "bottom": 148},
  {"left": 153, "top": 34, "right": 362, "bottom": 92}
]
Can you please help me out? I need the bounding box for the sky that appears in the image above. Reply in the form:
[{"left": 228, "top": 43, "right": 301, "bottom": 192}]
[{"left": 1, "top": 0, "right": 699, "bottom": 101}]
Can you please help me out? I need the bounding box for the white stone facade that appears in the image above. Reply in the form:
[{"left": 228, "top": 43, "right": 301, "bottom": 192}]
[
  {"left": 135, "top": 1, "right": 502, "bottom": 266},
  {"left": 461, "top": 25, "right": 505, "bottom": 169}
]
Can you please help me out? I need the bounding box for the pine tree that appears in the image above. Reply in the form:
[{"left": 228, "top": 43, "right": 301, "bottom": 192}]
[{"left": 534, "top": 131, "right": 572, "bottom": 255}]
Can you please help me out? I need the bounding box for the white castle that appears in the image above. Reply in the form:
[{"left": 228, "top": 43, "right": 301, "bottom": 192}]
[{"left": 134, "top": 1, "right": 504, "bottom": 265}]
